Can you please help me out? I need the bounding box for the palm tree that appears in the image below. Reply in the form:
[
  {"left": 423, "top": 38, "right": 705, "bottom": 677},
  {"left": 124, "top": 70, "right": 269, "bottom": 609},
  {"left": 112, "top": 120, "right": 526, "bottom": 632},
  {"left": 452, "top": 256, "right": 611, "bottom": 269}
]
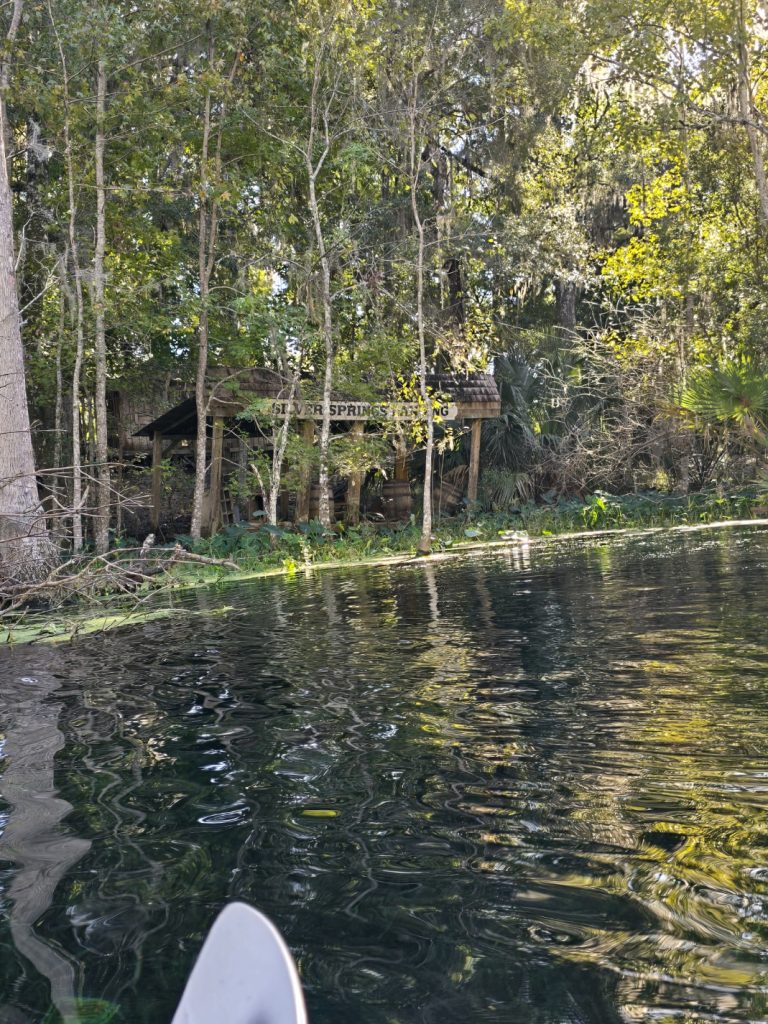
[{"left": 679, "top": 361, "right": 768, "bottom": 441}]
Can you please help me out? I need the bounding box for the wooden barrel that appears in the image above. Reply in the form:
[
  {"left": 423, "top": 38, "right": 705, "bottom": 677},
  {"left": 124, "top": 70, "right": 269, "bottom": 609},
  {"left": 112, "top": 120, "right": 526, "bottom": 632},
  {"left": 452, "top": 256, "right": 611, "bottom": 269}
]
[
  {"left": 433, "top": 480, "right": 464, "bottom": 515},
  {"left": 309, "top": 485, "right": 335, "bottom": 521},
  {"left": 382, "top": 479, "right": 412, "bottom": 520}
]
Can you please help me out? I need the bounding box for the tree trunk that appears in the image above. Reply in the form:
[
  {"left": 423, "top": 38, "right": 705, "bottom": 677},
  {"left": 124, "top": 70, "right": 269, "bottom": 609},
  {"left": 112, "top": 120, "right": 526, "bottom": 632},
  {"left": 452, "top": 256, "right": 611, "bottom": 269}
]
[
  {"left": 190, "top": 87, "right": 213, "bottom": 542},
  {"left": 306, "top": 51, "right": 334, "bottom": 529},
  {"left": 189, "top": 37, "right": 238, "bottom": 539},
  {"left": 0, "top": 0, "right": 53, "bottom": 580},
  {"left": 736, "top": 5, "right": 768, "bottom": 227},
  {"left": 51, "top": 256, "right": 65, "bottom": 542},
  {"left": 22, "top": 116, "right": 50, "bottom": 349},
  {"left": 310, "top": 181, "right": 334, "bottom": 530},
  {"left": 190, "top": 243, "right": 210, "bottom": 540},
  {"left": 555, "top": 278, "right": 577, "bottom": 336},
  {"left": 409, "top": 81, "right": 433, "bottom": 556},
  {"left": 50, "top": 1, "right": 84, "bottom": 551},
  {"left": 93, "top": 59, "right": 110, "bottom": 553},
  {"left": 68, "top": 248, "right": 84, "bottom": 553}
]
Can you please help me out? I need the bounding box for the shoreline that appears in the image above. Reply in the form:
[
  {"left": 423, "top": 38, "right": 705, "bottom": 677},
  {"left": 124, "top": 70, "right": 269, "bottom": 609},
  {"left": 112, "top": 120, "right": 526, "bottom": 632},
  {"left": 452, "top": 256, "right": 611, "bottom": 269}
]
[
  {"left": 208, "top": 516, "right": 768, "bottom": 585},
  {"left": 4, "top": 518, "right": 767, "bottom": 647}
]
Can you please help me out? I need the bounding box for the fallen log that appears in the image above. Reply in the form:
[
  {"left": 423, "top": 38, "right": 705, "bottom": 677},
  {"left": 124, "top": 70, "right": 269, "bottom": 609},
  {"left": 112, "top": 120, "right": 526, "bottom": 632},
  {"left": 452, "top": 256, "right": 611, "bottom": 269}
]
[
  {"left": 169, "top": 544, "right": 240, "bottom": 572},
  {"left": 0, "top": 544, "right": 241, "bottom": 618}
]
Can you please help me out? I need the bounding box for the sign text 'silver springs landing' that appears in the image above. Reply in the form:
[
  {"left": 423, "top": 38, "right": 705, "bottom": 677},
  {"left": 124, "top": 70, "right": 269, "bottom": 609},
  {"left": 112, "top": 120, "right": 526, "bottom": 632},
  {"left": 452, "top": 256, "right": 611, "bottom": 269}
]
[{"left": 261, "top": 399, "right": 459, "bottom": 422}]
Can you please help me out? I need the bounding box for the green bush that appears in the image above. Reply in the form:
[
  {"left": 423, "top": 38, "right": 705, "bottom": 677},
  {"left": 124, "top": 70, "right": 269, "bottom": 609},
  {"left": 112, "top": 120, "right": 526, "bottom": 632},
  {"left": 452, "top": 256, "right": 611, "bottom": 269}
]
[{"left": 172, "top": 487, "right": 764, "bottom": 580}]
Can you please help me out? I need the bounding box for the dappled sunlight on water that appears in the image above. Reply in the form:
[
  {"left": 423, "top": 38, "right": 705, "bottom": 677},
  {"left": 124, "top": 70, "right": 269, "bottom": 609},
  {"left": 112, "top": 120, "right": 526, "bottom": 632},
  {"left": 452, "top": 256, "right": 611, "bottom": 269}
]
[{"left": 1, "top": 528, "right": 768, "bottom": 1021}]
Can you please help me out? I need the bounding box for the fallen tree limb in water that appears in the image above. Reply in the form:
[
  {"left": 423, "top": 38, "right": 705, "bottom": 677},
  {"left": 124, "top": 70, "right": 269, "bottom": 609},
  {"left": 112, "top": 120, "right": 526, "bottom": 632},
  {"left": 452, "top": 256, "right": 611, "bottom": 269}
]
[
  {"left": 167, "top": 544, "right": 240, "bottom": 572},
  {"left": 0, "top": 544, "right": 241, "bottom": 619}
]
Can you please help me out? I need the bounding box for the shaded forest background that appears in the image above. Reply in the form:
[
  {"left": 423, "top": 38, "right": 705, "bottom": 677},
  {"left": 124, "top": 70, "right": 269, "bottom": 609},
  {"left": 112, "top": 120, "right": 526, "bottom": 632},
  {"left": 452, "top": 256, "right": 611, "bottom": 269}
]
[{"left": 2, "top": 0, "right": 768, "bottom": 578}]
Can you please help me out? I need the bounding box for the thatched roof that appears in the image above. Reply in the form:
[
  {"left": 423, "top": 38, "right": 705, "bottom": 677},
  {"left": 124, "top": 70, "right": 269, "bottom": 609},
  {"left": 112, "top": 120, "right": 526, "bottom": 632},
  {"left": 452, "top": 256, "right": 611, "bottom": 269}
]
[
  {"left": 427, "top": 372, "right": 500, "bottom": 418},
  {"left": 134, "top": 368, "right": 293, "bottom": 438}
]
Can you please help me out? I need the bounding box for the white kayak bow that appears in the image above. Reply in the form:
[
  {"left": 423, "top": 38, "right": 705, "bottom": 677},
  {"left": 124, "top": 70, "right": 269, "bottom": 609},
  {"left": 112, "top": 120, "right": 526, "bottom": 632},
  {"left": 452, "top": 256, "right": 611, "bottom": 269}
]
[{"left": 171, "top": 902, "right": 308, "bottom": 1024}]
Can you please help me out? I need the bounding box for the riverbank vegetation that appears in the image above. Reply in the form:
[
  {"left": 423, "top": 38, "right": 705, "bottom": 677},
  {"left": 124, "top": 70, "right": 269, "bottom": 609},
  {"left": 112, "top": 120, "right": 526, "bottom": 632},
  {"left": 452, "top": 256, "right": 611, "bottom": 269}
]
[
  {"left": 184, "top": 488, "right": 767, "bottom": 570},
  {"left": 2, "top": 0, "right": 768, "bottom": 613},
  {"left": 5, "top": 490, "right": 764, "bottom": 644}
]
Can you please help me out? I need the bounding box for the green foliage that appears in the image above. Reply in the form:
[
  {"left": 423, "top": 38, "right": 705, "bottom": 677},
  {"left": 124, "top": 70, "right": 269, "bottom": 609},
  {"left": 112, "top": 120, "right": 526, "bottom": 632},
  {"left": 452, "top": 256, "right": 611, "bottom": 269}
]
[
  {"left": 176, "top": 488, "right": 763, "bottom": 581},
  {"left": 331, "top": 431, "right": 388, "bottom": 477},
  {"left": 479, "top": 468, "right": 536, "bottom": 511},
  {"left": 12, "top": 0, "right": 768, "bottom": 555},
  {"left": 679, "top": 362, "right": 768, "bottom": 435}
]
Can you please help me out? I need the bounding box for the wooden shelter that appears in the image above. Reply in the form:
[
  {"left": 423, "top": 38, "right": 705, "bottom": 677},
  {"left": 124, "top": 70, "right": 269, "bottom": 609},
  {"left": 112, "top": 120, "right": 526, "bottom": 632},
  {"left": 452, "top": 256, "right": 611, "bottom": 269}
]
[
  {"left": 107, "top": 371, "right": 192, "bottom": 455},
  {"left": 135, "top": 367, "right": 501, "bottom": 534},
  {"left": 134, "top": 368, "right": 286, "bottom": 534}
]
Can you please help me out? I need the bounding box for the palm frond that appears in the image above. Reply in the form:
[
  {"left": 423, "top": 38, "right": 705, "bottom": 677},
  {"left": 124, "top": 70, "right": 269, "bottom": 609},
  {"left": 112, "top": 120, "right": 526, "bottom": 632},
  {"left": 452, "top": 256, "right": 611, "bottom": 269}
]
[
  {"left": 479, "top": 467, "right": 535, "bottom": 510},
  {"left": 679, "top": 361, "right": 768, "bottom": 434}
]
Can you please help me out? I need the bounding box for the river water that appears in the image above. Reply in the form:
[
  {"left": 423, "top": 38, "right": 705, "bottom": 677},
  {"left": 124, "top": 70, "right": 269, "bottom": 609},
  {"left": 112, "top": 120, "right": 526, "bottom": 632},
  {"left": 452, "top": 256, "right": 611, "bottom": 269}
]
[{"left": 1, "top": 527, "right": 768, "bottom": 1023}]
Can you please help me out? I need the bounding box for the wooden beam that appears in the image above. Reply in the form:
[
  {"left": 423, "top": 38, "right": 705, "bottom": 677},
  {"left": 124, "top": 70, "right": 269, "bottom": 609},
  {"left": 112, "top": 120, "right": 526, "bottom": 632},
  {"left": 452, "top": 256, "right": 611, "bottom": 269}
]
[
  {"left": 295, "top": 419, "right": 314, "bottom": 523},
  {"left": 455, "top": 401, "right": 501, "bottom": 419},
  {"left": 208, "top": 416, "right": 225, "bottom": 534},
  {"left": 467, "top": 418, "right": 482, "bottom": 504},
  {"left": 345, "top": 422, "right": 364, "bottom": 525},
  {"left": 151, "top": 430, "right": 162, "bottom": 532},
  {"left": 162, "top": 437, "right": 182, "bottom": 459},
  {"left": 209, "top": 397, "right": 246, "bottom": 417}
]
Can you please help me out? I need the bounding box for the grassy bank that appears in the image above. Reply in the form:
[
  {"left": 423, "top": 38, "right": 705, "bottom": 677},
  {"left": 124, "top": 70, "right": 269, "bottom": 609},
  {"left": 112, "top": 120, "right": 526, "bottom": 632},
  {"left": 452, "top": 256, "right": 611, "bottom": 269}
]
[{"left": 178, "top": 487, "right": 766, "bottom": 579}]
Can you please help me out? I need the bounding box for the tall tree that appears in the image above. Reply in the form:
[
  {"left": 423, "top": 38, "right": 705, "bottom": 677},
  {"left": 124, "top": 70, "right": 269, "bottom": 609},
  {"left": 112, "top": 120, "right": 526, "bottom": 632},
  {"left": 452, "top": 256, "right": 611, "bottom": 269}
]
[
  {"left": 0, "top": 0, "right": 53, "bottom": 580},
  {"left": 407, "top": 71, "right": 435, "bottom": 556},
  {"left": 93, "top": 58, "right": 110, "bottom": 554},
  {"left": 189, "top": 20, "right": 241, "bottom": 541},
  {"left": 48, "top": 0, "right": 86, "bottom": 552},
  {"left": 301, "top": 11, "right": 344, "bottom": 530}
]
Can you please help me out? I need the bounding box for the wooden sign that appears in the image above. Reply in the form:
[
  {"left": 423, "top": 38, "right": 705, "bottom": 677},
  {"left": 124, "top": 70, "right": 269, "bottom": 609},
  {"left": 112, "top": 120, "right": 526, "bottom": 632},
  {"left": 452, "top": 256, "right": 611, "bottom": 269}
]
[{"left": 258, "top": 399, "right": 459, "bottom": 422}]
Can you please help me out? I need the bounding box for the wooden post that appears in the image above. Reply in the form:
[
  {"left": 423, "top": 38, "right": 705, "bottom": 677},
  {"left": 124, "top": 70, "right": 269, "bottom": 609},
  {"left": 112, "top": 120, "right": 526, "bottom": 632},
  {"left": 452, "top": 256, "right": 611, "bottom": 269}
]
[
  {"left": 208, "top": 416, "right": 225, "bottom": 534},
  {"left": 295, "top": 419, "right": 314, "bottom": 523},
  {"left": 151, "top": 430, "right": 162, "bottom": 532},
  {"left": 467, "top": 418, "right": 482, "bottom": 504},
  {"left": 116, "top": 445, "right": 124, "bottom": 537},
  {"left": 345, "top": 421, "right": 364, "bottom": 525},
  {"left": 394, "top": 437, "right": 408, "bottom": 481},
  {"left": 237, "top": 435, "right": 248, "bottom": 522}
]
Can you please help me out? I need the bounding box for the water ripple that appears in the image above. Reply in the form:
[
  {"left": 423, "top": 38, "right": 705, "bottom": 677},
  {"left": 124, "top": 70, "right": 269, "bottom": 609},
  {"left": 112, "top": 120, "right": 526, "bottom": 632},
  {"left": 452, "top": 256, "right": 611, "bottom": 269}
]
[{"left": 1, "top": 529, "right": 768, "bottom": 1021}]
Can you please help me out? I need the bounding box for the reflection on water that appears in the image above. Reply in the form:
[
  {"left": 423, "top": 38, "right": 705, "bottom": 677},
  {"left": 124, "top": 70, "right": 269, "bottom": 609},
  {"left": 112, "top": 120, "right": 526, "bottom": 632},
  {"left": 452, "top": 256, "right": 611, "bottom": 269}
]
[
  {"left": 0, "top": 667, "right": 90, "bottom": 1024},
  {"left": 2, "top": 529, "right": 768, "bottom": 1022}
]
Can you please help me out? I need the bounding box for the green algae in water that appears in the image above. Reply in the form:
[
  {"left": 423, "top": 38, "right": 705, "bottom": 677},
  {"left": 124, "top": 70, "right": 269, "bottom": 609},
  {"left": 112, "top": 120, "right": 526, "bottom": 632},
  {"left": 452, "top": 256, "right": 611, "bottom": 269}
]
[
  {"left": 0, "top": 603, "right": 237, "bottom": 646},
  {"left": 0, "top": 607, "right": 180, "bottom": 646},
  {"left": 42, "top": 999, "right": 120, "bottom": 1024}
]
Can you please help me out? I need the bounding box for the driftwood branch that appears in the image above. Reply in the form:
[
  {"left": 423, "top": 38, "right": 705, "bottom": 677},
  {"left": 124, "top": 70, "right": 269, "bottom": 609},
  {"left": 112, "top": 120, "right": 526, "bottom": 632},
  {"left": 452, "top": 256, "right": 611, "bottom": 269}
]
[
  {"left": 0, "top": 543, "right": 241, "bottom": 619},
  {"left": 169, "top": 543, "right": 239, "bottom": 571}
]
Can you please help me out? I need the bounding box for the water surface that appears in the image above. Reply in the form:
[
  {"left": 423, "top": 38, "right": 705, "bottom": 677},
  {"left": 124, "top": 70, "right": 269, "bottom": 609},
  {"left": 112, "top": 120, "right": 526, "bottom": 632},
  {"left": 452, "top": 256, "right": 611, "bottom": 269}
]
[{"left": 2, "top": 528, "right": 768, "bottom": 1023}]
